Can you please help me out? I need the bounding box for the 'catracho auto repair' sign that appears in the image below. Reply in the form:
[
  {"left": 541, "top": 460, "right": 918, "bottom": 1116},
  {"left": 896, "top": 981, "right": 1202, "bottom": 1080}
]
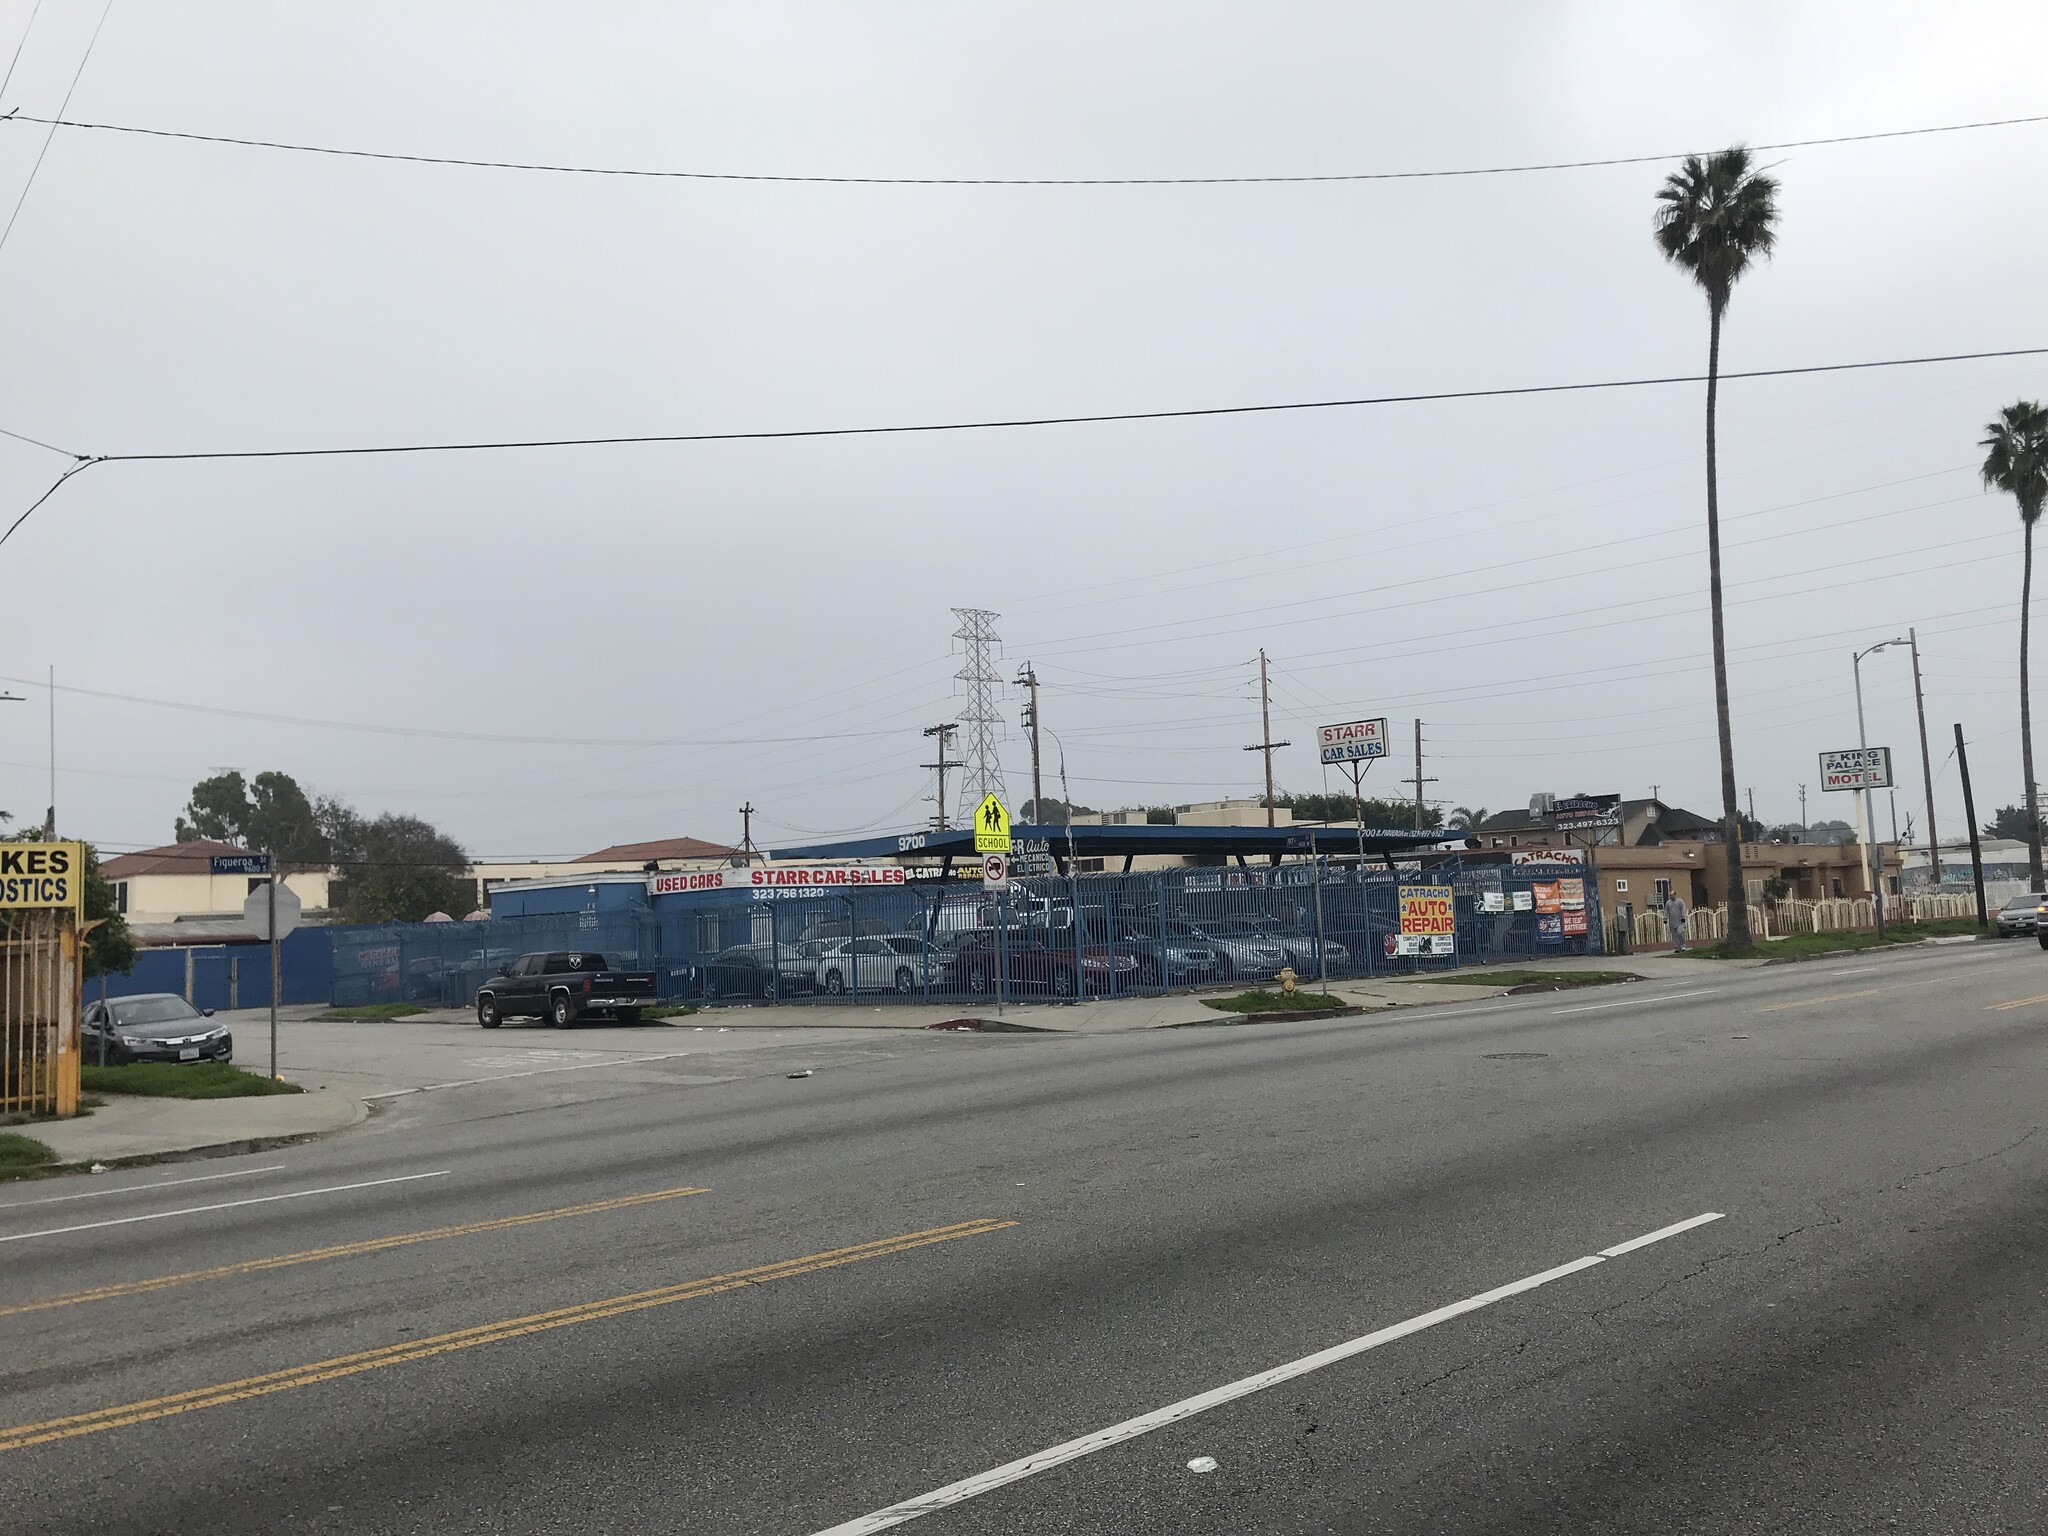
[
  {"left": 0, "top": 842, "right": 84, "bottom": 913},
  {"left": 1394, "top": 883, "right": 1456, "bottom": 956}
]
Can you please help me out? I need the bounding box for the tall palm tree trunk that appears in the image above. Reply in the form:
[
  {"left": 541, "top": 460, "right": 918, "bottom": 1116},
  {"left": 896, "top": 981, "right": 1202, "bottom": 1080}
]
[
  {"left": 2023, "top": 518, "right": 2043, "bottom": 888},
  {"left": 1704, "top": 300, "right": 1752, "bottom": 945}
]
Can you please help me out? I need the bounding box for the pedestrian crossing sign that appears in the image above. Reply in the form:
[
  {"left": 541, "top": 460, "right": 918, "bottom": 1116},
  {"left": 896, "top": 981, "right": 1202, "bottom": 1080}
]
[{"left": 974, "top": 793, "right": 1012, "bottom": 853}]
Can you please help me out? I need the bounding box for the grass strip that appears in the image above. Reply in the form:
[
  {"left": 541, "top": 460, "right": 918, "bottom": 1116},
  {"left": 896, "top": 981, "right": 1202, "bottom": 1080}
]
[{"left": 82, "top": 1062, "right": 304, "bottom": 1099}]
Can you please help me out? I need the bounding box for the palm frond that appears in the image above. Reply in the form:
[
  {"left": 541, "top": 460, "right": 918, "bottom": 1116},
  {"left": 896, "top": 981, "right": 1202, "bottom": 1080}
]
[
  {"left": 1982, "top": 399, "right": 2048, "bottom": 524},
  {"left": 1653, "top": 145, "right": 1781, "bottom": 307}
]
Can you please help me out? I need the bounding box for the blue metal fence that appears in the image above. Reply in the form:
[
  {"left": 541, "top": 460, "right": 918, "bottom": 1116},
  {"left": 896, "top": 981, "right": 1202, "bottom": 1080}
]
[
  {"left": 97, "top": 857, "right": 1601, "bottom": 1013},
  {"left": 326, "top": 855, "right": 1601, "bottom": 1013}
]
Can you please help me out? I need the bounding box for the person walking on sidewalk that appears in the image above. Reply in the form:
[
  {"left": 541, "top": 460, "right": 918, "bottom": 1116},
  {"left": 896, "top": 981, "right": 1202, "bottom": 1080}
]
[{"left": 1664, "top": 892, "right": 1690, "bottom": 953}]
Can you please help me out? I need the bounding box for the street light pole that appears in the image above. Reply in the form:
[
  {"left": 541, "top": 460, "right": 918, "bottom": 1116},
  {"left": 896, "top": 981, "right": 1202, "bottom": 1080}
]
[{"left": 1853, "top": 637, "right": 1911, "bottom": 936}]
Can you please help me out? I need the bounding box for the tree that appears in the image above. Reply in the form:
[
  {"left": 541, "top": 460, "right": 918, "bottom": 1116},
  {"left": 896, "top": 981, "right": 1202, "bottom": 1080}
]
[
  {"left": 80, "top": 841, "right": 135, "bottom": 979},
  {"left": 1448, "top": 806, "right": 1491, "bottom": 831},
  {"left": 1984, "top": 804, "right": 2037, "bottom": 843},
  {"left": 1019, "top": 797, "right": 1095, "bottom": 826},
  {"left": 175, "top": 770, "right": 328, "bottom": 864},
  {"left": 174, "top": 770, "right": 252, "bottom": 844},
  {"left": 332, "top": 813, "right": 474, "bottom": 924},
  {"left": 246, "top": 771, "right": 327, "bottom": 866},
  {"left": 1272, "top": 792, "right": 1443, "bottom": 831},
  {"left": 1655, "top": 145, "right": 1781, "bottom": 948},
  {"left": 1980, "top": 399, "right": 2048, "bottom": 888},
  {"left": 1762, "top": 823, "right": 1806, "bottom": 845}
]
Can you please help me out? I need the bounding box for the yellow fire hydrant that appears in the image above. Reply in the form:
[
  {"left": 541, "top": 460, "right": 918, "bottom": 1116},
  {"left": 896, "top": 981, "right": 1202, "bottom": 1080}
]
[{"left": 1276, "top": 965, "right": 1298, "bottom": 995}]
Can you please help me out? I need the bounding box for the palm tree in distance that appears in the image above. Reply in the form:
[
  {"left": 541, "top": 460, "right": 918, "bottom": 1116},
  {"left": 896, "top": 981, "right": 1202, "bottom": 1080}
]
[
  {"left": 1981, "top": 399, "right": 2048, "bottom": 889},
  {"left": 1654, "top": 146, "right": 1780, "bottom": 949},
  {"left": 1448, "top": 806, "right": 1491, "bottom": 831}
]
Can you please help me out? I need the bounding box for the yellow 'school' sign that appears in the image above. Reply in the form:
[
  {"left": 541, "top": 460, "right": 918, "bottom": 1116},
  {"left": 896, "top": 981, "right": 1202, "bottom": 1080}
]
[
  {"left": 0, "top": 842, "right": 83, "bottom": 913},
  {"left": 973, "top": 794, "right": 1012, "bottom": 853}
]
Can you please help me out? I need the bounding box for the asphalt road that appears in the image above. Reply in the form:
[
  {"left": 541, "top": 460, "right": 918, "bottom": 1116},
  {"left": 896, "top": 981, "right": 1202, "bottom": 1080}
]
[{"left": 6, "top": 941, "right": 2048, "bottom": 1533}]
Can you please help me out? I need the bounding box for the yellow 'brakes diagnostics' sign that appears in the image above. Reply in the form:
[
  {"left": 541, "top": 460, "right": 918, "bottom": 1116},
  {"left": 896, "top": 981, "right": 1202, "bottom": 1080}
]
[{"left": 0, "top": 842, "right": 83, "bottom": 913}]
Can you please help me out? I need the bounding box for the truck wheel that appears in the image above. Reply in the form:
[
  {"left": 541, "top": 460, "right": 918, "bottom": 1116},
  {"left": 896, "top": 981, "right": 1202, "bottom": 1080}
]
[
  {"left": 1053, "top": 968, "right": 1076, "bottom": 998},
  {"left": 824, "top": 969, "right": 846, "bottom": 996},
  {"left": 2037, "top": 932, "right": 2048, "bottom": 951},
  {"left": 477, "top": 995, "right": 500, "bottom": 1029},
  {"left": 551, "top": 992, "right": 574, "bottom": 1028},
  {"left": 894, "top": 966, "right": 915, "bottom": 995},
  {"left": 966, "top": 967, "right": 990, "bottom": 996},
  {"left": 1215, "top": 955, "right": 1236, "bottom": 982}
]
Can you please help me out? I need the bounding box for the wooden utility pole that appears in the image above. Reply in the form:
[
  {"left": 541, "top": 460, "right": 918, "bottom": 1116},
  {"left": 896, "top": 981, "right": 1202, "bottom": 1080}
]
[
  {"left": 1015, "top": 663, "right": 1043, "bottom": 815},
  {"left": 1409, "top": 718, "right": 1436, "bottom": 828},
  {"left": 1956, "top": 722, "right": 1987, "bottom": 929},
  {"left": 921, "top": 723, "right": 961, "bottom": 831},
  {"left": 1910, "top": 628, "right": 1939, "bottom": 882},
  {"left": 736, "top": 803, "right": 757, "bottom": 865},
  {"left": 1243, "top": 649, "right": 1289, "bottom": 826}
]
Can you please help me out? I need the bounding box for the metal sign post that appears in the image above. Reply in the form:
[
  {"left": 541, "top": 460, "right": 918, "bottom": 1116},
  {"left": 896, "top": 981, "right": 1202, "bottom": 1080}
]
[
  {"left": 242, "top": 867, "right": 300, "bottom": 1081},
  {"left": 1318, "top": 718, "right": 1389, "bottom": 869},
  {"left": 1819, "top": 747, "right": 1893, "bottom": 935},
  {"left": 1308, "top": 831, "right": 1329, "bottom": 993}
]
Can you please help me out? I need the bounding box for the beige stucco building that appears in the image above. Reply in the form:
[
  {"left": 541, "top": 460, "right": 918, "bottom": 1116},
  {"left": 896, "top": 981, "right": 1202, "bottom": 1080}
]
[{"left": 100, "top": 839, "right": 334, "bottom": 928}]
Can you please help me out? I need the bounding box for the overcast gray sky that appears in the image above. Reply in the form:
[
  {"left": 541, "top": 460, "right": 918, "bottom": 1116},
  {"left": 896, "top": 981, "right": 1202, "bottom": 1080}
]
[{"left": 0, "top": 1, "right": 2044, "bottom": 859}]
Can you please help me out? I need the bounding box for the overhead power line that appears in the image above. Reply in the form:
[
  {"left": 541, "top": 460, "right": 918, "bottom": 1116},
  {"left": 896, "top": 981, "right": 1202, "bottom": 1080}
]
[
  {"left": 5, "top": 344, "right": 2043, "bottom": 550},
  {"left": 4, "top": 109, "right": 2043, "bottom": 186}
]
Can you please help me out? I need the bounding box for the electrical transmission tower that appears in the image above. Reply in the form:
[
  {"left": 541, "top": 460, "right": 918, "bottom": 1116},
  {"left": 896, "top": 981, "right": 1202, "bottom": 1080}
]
[{"left": 952, "top": 607, "right": 1007, "bottom": 812}]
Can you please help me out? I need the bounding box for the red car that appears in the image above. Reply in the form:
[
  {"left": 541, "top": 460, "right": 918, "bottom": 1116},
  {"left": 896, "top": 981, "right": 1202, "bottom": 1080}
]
[{"left": 950, "top": 925, "right": 1140, "bottom": 998}]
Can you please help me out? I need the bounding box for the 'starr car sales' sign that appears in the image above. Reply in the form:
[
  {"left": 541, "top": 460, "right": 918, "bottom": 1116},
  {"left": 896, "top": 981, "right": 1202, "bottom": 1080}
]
[
  {"left": 1318, "top": 718, "right": 1389, "bottom": 765},
  {"left": 1819, "top": 747, "right": 1893, "bottom": 792}
]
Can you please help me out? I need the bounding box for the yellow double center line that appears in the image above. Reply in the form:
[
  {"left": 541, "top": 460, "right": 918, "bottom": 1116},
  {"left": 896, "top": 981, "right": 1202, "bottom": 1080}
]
[
  {"left": 0, "top": 1184, "right": 712, "bottom": 1318},
  {"left": 1987, "top": 993, "right": 2048, "bottom": 1011},
  {"left": 0, "top": 1218, "right": 1014, "bottom": 1453}
]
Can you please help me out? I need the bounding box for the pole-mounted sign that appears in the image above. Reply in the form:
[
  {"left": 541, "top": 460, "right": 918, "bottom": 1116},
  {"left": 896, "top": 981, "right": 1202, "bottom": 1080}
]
[
  {"left": 1317, "top": 718, "right": 1389, "bottom": 765},
  {"left": 1820, "top": 747, "right": 1892, "bottom": 792},
  {"left": 210, "top": 852, "right": 273, "bottom": 876}
]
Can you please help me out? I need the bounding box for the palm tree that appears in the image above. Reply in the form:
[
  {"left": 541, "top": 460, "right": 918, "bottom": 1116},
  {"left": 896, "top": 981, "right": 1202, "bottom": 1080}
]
[
  {"left": 1981, "top": 399, "right": 2048, "bottom": 889},
  {"left": 1654, "top": 146, "right": 1780, "bottom": 949},
  {"left": 1448, "top": 806, "right": 1490, "bottom": 831}
]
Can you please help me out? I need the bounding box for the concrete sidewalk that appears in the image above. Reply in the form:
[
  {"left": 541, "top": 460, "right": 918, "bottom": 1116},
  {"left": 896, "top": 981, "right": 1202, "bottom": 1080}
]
[{"left": 31, "top": 1089, "right": 366, "bottom": 1165}]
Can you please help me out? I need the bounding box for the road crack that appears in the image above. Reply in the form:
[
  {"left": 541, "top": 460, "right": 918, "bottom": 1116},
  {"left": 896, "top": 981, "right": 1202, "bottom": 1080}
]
[{"left": 1891, "top": 1124, "right": 2043, "bottom": 1190}]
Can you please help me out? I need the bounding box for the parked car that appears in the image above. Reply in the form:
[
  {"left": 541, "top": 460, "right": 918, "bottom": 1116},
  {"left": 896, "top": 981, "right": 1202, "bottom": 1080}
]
[
  {"left": 1244, "top": 918, "right": 1350, "bottom": 973},
  {"left": 1106, "top": 917, "right": 1223, "bottom": 987},
  {"left": 700, "top": 941, "right": 824, "bottom": 1000},
  {"left": 1176, "top": 920, "right": 1286, "bottom": 982},
  {"left": 814, "top": 935, "right": 930, "bottom": 996},
  {"left": 950, "top": 925, "right": 1141, "bottom": 998},
  {"left": 475, "top": 952, "right": 658, "bottom": 1028},
  {"left": 1996, "top": 891, "right": 2046, "bottom": 938},
  {"left": 82, "top": 994, "right": 231, "bottom": 1066}
]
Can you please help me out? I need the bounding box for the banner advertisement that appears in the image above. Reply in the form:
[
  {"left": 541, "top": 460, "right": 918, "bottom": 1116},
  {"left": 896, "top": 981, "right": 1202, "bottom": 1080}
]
[
  {"left": 1536, "top": 913, "right": 1564, "bottom": 942},
  {"left": 1478, "top": 890, "right": 1505, "bottom": 914},
  {"left": 1512, "top": 890, "right": 1534, "bottom": 912},
  {"left": 1563, "top": 908, "right": 1588, "bottom": 937},
  {"left": 1532, "top": 881, "right": 1563, "bottom": 915},
  {"left": 647, "top": 865, "right": 909, "bottom": 897},
  {"left": 1511, "top": 849, "right": 1584, "bottom": 867},
  {"left": 1559, "top": 877, "right": 1586, "bottom": 910},
  {"left": 1389, "top": 933, "right": 1456, "bottom": 957}
]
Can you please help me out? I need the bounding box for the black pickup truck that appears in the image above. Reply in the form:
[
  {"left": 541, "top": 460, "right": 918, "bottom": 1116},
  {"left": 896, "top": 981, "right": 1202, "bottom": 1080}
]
[{"left": 475, "top": 951, "right": 658, "bottom": 1028}]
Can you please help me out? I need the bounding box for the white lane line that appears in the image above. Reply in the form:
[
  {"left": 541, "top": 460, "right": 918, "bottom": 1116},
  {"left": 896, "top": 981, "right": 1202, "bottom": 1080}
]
[
  {"left": 0, "top": 1171, "right": 449, "bottom": 1244},
  {"left": 360, "top": 1051, "right": 697, "bottom": 1100},
  {"left": 0, "top": 1163, "right": 288, "bottom": 1212},
  {"left": 811, "top": 1211, "right": 1727, "bottom": 1535},
  {"left": 1552, "top": 989, "right": 1718, "bottom": 1016},
  {"left": 1816, "top": 967, "right": 1878, "bottom": 979},
  {"left": 1597, "top": 1210, "right": 1725, "bottom": 1257}
]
